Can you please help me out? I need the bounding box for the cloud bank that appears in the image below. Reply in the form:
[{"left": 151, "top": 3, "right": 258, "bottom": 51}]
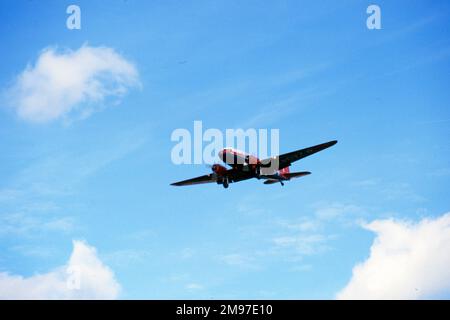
[
  {"left": 337, "top": 213, "right": 450, "bottom": 299},
  {"left": 6, "top": 45, "right": 139, "bottom": 123},
  {"left": 0, "top": 240, "right": 120, "bottom": 299}
]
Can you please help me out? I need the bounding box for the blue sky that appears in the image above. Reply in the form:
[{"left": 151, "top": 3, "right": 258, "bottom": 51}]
[{"left": 0, "top": 0, "right": 449, "bottom": 299}]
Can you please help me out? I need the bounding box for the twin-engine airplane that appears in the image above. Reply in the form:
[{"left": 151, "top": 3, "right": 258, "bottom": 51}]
[{"left": 171, "top": 140, "right": 337, "bottom": 188}]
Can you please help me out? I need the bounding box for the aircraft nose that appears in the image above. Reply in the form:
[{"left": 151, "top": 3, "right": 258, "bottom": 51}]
[{"left": 218, "top": 149, "right": 225, "bottom": 160}]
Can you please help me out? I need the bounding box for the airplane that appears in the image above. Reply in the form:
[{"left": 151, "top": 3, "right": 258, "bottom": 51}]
[{"left": 171, "top": 140, "right": 337, "bottom": 188}]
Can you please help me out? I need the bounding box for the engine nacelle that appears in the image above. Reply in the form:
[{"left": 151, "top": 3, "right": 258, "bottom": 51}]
[{"left": 211, "top": 164, "right": 228, "bottom": 176}]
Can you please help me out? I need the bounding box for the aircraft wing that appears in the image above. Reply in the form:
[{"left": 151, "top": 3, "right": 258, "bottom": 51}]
[
  {"left": 263, "top": 140, "right": 337, "bottom": 170},
  {"left": 227, "top": 169, "right": 254, "bottom": 183},
  {"left": 171, "top": 169, "right": 254, "bottom": 187},
  {"left": 171, "top": 174, "right": 217, "bottom": 186}
]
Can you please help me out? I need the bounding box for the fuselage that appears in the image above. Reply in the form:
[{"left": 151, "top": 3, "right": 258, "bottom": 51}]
[
  {"left": 216, "top": 148, "right": 284, "bottom": 178},
  {"left": 218, "top": 147, "right": 261, "bottom": 166}
]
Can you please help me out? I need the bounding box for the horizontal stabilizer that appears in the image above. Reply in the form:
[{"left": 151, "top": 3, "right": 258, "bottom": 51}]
[
  {"left": 263, "top": 171, "right": 311, "bottom": 185},
  {"left": 285, "top": 171, "right": 311, "bottom": 179}
]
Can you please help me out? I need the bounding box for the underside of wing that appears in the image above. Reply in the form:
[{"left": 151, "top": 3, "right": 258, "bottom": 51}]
[
  {"left": 171, "top": 169, "right": 253, "bottom": 187},
  {"left": 227, "top": 169, "right": 253, "bottom": 183},
  {"left": 267, "top": 140, "right": 337, "bottom": 170},
  {"left": 170, "top": 174, "right": 217, "bottom": 186}
]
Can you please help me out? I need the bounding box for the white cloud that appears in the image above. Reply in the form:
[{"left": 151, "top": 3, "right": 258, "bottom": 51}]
[
  {"left": 186, "top": 283, "right": 204, "bottom": 291},
  {"left": 6, "top": 45, "right": 139, "bottom": 123},
  {"left": 276, "top": 217, "right": 320, "bottom": 232},
  {"left": 273, "top": 234, "right": 330, "bottom": 255},
  {"left": 0, "top": 212, "right": 74, "bottom": 237},
  {"left": 0, "top": 240, "right": 120, "bottom": 299},
  {"left": 180, "top": 248, "right": 195, "bottom": 259},
  {"left": 103, "top": 249, "right": 152, "bottom": 268},
  {"left": 219, "top": 253, "right": 258, "bottom": 269},
  {"left": 337, "top": 213, "right": 450, "bottom": 299},
  {"left": 314, "top": 203, "right": 363, "bottom": 220}
]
